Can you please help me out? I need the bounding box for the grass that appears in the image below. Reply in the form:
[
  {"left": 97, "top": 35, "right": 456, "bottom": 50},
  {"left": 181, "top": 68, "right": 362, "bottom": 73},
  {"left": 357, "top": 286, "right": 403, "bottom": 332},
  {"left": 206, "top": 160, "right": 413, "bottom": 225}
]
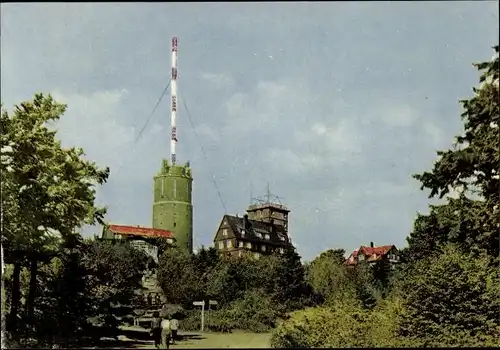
[{"left": 132, "top": 331, "right": 272, "bottom": 349}]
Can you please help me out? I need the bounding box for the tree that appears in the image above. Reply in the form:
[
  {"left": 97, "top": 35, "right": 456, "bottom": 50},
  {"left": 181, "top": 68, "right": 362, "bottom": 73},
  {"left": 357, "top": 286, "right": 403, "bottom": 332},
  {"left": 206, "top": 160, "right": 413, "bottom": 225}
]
[
  {"left": 1, "top": 94, "right": 109, "bottom": 333},
  {"left": 410, "top": 46, "right": 499, "bottom": 259},
  {"left": 347, "top": 261, "right": 380, "bottom": 309},
  {"left": 270, "top": 301, "right": 371, "bottom": 348},
  {"left": 271, "top": 247, "right": 313, "bottom": 311},
  {"left": 305, "top": 248, "right": 354, "bottom": 304},
  {"left": 157, "top": 248, "right": 201, "bottom": 306},
  {"left": 205, "top": 254, "right": 259, "bottom": 306},
  {"left": 215, "top": 289, "right": 282, "bottom": 332},
  {"left": 396, "top": 244, "right": 500, "bottom": 347},
  {"left": 82, "top": 239, "right": 149, "bottom": 310}
]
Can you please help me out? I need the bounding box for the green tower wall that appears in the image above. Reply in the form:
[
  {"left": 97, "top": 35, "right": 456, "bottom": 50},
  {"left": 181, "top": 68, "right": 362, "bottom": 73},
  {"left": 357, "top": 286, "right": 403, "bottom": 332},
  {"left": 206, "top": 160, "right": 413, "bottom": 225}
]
[{"left": 152, "top": 159, "right": 193, "bottom": 253}]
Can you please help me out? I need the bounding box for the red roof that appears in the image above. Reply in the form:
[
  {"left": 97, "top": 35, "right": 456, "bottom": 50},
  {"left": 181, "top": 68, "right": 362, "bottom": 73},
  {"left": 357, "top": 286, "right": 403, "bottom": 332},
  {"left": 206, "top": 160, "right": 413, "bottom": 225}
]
[
  {"left": 108, "top": 224, "right": 174, "bottom": 239},
  {"left": 359, "top": 245, "right": 394, "bottom": 256},
  {"left": 344, "top": 245, "right": 396, "bottom": 266}
]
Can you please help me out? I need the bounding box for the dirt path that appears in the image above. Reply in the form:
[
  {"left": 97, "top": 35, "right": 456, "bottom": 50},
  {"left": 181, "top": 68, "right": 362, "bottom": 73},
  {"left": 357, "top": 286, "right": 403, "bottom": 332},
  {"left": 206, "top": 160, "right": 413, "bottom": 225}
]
[{"left": 128, "top": 331, "right": 271, "bottom": 349}]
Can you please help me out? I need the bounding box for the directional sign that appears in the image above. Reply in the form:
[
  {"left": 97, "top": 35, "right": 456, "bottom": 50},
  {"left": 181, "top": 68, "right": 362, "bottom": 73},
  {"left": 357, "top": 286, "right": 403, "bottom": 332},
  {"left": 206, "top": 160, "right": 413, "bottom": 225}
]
[
  {"left": 209, "top": 300, "right": 218, "bottom": 305},
  {"left": 193, "top": 301, "right": 205, "bottom": 306}
]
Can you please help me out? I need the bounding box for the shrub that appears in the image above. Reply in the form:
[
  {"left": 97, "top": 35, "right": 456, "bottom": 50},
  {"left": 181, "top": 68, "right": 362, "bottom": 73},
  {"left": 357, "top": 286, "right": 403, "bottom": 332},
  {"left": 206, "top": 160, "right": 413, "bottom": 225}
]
[
  {"left": 217, "top": 289, "right": 283, "bottom": 333},
  {"left": 270, "top": 298, "right": 371, "bottom": 348},
  {"left": 179, "top": 309, "right": 202, "bottom": 332},
  {"left": 396, "top": 245, "right": 500, "bottom": 347}
]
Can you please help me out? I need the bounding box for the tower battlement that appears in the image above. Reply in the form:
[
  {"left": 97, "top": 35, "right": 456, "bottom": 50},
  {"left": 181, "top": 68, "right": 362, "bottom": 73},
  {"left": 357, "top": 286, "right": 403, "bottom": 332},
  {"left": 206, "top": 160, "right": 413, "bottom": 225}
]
[{"left": 157, "top": 159, "right": 192, "bottom": 178}]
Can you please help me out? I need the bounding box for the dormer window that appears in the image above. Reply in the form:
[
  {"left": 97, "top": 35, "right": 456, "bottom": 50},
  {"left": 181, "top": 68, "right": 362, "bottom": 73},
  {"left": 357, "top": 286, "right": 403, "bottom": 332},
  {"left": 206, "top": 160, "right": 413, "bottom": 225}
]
[
  {"left": 256, "top": 232, "right": 262, "bottom": 239},
  {"left": 358, "top": 255, "right": 364, "bottom": 261},
  {"left": 264, "top": 234, "right": 270, "bottom": 240},
  {"left": 241, "top": 229, "right": 245, "bottom": 236}
]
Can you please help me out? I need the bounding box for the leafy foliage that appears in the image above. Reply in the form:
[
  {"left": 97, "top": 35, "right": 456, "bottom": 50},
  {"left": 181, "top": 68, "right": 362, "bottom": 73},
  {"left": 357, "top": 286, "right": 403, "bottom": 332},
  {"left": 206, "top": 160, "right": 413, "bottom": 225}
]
[
  {"left": 305, "top": 248, "right": 354, "bottom": 303},
  {"left": 1, "top": 94, "right": 109, "bottom": 254},
  {"left": 270, "top": 301, "right": 370, "bottom": 348},
  {"left": 411, "top": 46, "right": 499, "bottom": 259},
  {"left": 1, "top": 94, "right": 109, "bottom": 336},
  {"left": 157, "top": 248, "right": 202, "bottom": 306},
  {"left": 213, "top": 289, "right": 283, "bottom": 333},
  {"left": 396, "top": 244, "right": 500, "bottom": 347},
  {"left": 270, "top": 246, "right": 314, "bottom": 311},
  {"left": 82, "top": 239, "right": 149, "bottom": 309}
]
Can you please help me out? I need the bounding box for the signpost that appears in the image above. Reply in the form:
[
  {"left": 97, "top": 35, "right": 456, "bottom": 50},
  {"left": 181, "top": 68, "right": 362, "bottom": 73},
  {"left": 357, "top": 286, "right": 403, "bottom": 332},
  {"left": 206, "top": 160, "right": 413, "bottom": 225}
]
[
  {"left": 207, "top": 300, "right": 218, "bottom": 328},
  {"left": 193, "top": 301, "right": 206, "bottom": 331},
  {"left": 193, "top": 300, "right": 218, "bottom": 332}
]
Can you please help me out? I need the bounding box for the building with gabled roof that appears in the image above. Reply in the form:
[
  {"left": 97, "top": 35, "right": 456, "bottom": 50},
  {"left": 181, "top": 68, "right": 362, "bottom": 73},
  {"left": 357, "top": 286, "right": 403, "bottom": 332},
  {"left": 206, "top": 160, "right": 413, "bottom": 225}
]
[
  {"left": 101, "top": 224, "right": 176, "bottom": 264},
  {"left": 213, "top": 199, "right": 294, "bottom": 259},
  {"left": 344, "top": 242, "right": 400, "bottom": 268}
]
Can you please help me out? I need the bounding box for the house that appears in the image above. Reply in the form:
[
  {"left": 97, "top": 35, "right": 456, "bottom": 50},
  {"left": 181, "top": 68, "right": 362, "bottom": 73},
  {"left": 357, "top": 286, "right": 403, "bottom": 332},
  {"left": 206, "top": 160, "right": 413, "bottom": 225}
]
[
  {"left": 213, "top": 202, "right": 294, "bottom": 259},
  {"left": 344, "top": 242, "right": 400, "bottom": 268},
  {"left": 101, "top": 224, "right": 176, "bottom": 264}
]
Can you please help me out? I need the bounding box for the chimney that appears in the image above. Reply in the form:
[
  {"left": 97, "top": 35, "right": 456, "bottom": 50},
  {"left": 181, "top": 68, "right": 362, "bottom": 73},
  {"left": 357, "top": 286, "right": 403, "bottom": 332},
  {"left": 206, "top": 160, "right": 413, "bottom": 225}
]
[
  {"left": 370, "top": 242, "right": 374, "bottom": 248},
  {"left": 243, "top": 214, "right": 249, "bottom": 230}
]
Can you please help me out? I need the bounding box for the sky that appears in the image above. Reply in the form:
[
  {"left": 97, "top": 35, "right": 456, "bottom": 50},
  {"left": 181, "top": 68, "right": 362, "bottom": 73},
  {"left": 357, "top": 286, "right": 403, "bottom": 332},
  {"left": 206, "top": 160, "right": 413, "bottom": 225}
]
[{"left": 1, "top": 2, "right": 498, "bottom": 261}]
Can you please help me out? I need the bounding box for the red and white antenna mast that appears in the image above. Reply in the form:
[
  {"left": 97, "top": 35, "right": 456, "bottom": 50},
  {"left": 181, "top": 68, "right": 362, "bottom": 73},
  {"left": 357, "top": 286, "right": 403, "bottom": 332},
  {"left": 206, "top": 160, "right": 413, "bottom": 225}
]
[{"left": 171, "top": 37, "right": 178, "bottom": 165}]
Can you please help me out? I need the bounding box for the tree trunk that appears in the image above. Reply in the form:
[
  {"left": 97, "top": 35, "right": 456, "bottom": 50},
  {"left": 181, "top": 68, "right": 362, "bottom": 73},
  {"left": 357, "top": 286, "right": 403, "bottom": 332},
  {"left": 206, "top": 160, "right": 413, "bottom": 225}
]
[
  {"left": 7, "top": 262, "right": 22, "bottom": 333},
  {"left": 26, "top": 257, "right": 38, "bottom": 323}
]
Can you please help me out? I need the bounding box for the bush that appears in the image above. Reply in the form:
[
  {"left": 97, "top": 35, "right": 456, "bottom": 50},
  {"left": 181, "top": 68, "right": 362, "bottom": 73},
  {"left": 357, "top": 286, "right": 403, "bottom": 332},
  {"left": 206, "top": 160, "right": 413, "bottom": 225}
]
[
  {"left": 270, "top": 298, "right": 371, "bottom": 348},
  {"left": 179, "top": 309, "right": 202, "bottom": 332},
  {"left": 216, "top": 289, "right": 283, "bottom": 333},
  {"left": 395, "top": 245, "right": 500, "bottom": 347},
  {"left": 367, "top": 296, "right": 406, "bottom": 347}
]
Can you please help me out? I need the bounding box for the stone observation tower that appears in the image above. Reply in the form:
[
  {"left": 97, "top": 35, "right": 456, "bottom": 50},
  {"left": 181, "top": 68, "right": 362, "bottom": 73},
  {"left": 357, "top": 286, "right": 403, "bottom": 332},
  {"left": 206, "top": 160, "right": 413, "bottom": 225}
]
[
  {"left": 152, "top": 159, "right": 193, "bottom": 253},
  {"left": 152, "top": 37, "right": 194, "bottom": 253}
]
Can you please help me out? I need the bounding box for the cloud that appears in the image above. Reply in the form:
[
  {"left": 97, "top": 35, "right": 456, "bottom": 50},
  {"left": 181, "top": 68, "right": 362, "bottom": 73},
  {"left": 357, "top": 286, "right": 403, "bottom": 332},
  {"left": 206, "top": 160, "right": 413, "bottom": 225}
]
[
  {"left": 380, "top": 104, "right": 419, "bottom": 127},
  {"left": 422, "top": 121, "right": 446, "bottom": 147},
  {"left": 264, "top": 148, "right": 323, "bottom": 175},
  {"left": 222, "top": 79, "right": 308, "bottom": 134},
  {"left": 201, "top": 72, "right": 235, "bottom": 89},
  {"left": 194, "top": 123, "right": 219, "bottom": 143},
  {"left": 52, "top": 89, "right": 134, "bottom": 163}
]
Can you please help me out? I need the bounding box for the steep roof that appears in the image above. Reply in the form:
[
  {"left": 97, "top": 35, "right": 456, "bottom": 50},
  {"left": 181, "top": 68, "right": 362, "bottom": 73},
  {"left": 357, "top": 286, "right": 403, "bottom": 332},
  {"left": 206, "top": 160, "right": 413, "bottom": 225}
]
[
  {"left": 344, "top": 245, "right": 396, "bottom": 266},
  {"left": 219, "top": 214, "right": 290, "bottom": 246},
  {"left": 359, "top": 245, "right": 394, "bottom": 256},
  {"left": 107, "top": 224, "right": 174, "bottom": 239}
]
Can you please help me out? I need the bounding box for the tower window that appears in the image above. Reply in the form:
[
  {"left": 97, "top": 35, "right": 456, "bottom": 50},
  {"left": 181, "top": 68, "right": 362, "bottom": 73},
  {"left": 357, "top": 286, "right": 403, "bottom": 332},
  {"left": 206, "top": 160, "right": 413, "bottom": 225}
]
[{"left": 173, "top": 222, "right": 177, "bottom": 227}]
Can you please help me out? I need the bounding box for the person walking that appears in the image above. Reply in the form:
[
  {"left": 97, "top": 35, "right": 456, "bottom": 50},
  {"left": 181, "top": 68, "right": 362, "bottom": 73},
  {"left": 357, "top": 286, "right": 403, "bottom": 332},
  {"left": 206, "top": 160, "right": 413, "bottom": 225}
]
[
  {"left": 161, "top": 316, "right": 171, "bottom": 349},
  {"left": 150, "top": 312, "right": 162, "bottom": 349},
  {"left": 169, "top": 316, "right": 179, "bottom": 344}
]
